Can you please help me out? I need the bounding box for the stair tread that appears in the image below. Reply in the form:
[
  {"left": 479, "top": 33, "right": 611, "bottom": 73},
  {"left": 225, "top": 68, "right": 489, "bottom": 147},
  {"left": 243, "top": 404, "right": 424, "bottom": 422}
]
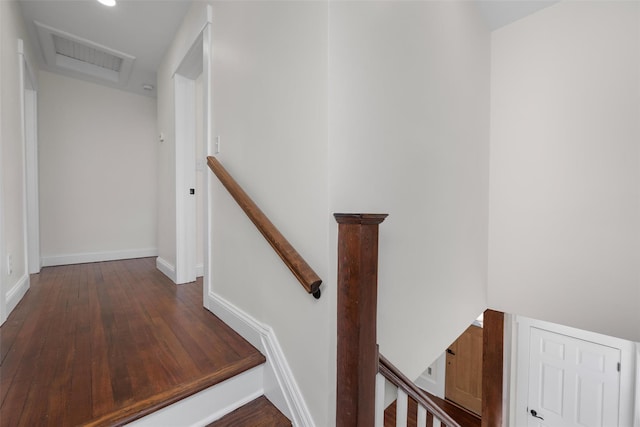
[
  {"left": 207, "top": 396, "right": 292, "bottom": 427},
  {"left": 86, "top": 352, "right": 266, "bottom": 426}
]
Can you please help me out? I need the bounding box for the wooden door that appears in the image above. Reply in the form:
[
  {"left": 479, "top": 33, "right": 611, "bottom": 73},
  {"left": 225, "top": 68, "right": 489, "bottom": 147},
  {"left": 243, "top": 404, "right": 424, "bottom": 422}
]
[
  {"left": 445, "top": 325, "right": 483, "bottom": 415},
  {"left": 526, "top": 327, "right": 621, "bottom": 427}
]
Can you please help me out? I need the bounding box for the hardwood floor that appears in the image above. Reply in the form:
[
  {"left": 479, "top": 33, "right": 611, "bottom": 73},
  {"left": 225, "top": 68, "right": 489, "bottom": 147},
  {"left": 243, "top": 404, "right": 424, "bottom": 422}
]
[
  {"left": 206, "top": 396, "right": 291, "bottom": 427},
  {"left": 0, "top": 258, "right": 264, "bottom": 426}
]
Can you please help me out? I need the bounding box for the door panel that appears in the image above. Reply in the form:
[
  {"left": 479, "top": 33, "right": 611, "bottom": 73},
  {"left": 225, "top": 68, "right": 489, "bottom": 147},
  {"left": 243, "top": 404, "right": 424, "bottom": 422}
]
[
  {"left": 445, "top": 325, "right": 483, "bottom": 415},
  {"left": 527, "top": 327, "right": 621, "bottom": 427}
]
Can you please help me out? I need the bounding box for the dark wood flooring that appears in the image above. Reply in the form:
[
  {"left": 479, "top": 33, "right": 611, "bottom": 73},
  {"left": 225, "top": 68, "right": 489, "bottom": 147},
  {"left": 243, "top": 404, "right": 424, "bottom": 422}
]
[
  {"left": 207, "top": 396, "right": 291, "bottom": 427},
  {"left": 0, "top": 258, "right": 264, "bottom": 427},
  {"left": 384, "top": 391, "right": 481, "bottom": 427}
]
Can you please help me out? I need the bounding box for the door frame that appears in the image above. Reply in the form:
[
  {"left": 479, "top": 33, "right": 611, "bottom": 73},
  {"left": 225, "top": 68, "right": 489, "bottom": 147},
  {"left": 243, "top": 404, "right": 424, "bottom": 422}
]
[
  {"left": 0, "top": 42, "right": 4, "bottom": 323},
  {"left": 174, "top": 73, "right": 197, "bottom": 284},
  {"left": 22, "top": 41, "right": 40, "bottom": 275},
  {"left": 172, "top": 6, "right": 212, "bottom": 286},
  {"left": 512, "top": 316, "right": 637, "bottom": 427},
  {"left": 1, "top": 39, "right": 38, "bottom": 324}
]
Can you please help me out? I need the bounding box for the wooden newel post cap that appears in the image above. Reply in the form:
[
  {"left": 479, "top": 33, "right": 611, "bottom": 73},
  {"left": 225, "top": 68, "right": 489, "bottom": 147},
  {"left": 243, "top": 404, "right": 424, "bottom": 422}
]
[{"left": 334, "top": 213, "right": 388, "bottom": 225}]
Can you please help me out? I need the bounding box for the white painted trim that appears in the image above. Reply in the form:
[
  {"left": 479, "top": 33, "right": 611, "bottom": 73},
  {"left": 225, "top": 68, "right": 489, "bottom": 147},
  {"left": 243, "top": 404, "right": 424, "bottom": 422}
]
[
  {"left": 19, "top": 38, "right": 40, "bottom": 276},
  {"left": 501, "top": 312, "right": 513, "bottom": 427},
  {"left": 6, "top": 274, "right": 29, "bottom": 316},
  {"left": 24, "top": 88, "right": 39, "bottom": 274},
  {"left": 207, "top": 291, "right": 315, "bottom": 427},
  {"left": 173, "top": 7, "right": 213, "bottom": 288},
  {"left": 128, "top": 365, "right": 264, "bottom": 427},
  {"left": 513, "top": 316, "right": 636, "bottom": 427},
  {"left": 17, "top": 39, "right": 31, "bottom": 293},
  {"left": 202, "top": 18, "right": 213, "bottom": 312},
  {"left": 508, "top": 314, "right": 520, "bottom": 427},
  {"left": 18, "top": 39, "right": 37, "bottom": 92},
  {"left": 375, "top": 373, "right": 386, "bottom": 427},
  {"left": 174, "top": 73, "right": 197, "bottom": 285},
  {"left": 41, "top": 248, "right": 158, "bottom": 267},
  {"left": 0, "top": 26, "right": 5, "bottom": 325},
  {"left": 155, "top": 256, "right": 177, "bottom": 283},
  {"left": 170, "top": 7, "right": 212, "bottom": 303}
]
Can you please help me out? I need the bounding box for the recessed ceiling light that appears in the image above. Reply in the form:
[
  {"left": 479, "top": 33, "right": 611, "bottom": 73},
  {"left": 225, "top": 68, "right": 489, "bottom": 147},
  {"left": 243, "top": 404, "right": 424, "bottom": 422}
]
[{"left": 97, "top": 0, "right": 116, "bottom": 7}]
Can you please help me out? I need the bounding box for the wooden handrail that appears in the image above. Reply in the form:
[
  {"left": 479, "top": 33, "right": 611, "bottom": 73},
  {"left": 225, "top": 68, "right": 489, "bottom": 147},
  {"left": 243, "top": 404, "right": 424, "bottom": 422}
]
[
  {"left": 207, "top": 156, "right": 322, "bottom": 297},
  {"left": 378, "top": 353, "right": 461, "bottom": 427}
]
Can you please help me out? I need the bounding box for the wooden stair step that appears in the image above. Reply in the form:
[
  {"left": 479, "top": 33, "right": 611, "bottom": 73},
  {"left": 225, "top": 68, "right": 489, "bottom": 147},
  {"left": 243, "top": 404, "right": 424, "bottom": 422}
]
[{"left": 207, "top": 396, "right": 292, "bottom": 426}]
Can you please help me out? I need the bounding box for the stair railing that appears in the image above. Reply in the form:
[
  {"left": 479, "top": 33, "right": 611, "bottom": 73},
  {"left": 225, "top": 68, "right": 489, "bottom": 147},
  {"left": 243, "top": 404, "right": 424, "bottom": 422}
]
[
  {"left": 334, "top": 213, "right": 461, "bottom": 427},
  {"left": 377, "top": 353, "right": 460, "bottom": 427},
  {"left": 207, "top": 156, "right": 322, "bottom": 298}
]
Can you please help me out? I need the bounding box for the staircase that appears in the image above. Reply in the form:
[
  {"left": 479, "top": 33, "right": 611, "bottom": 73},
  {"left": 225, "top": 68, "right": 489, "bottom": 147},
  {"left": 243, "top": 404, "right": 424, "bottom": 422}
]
[
  {"left": 204, "top": 158, "right": 488, "bottom": 426},
  {"left": 127, "top": 361, "right": 292, "bottom": 426}
]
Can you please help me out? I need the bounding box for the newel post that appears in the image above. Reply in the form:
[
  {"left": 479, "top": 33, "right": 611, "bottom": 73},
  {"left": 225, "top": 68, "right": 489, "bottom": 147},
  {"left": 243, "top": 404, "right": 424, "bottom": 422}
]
[{"left": 335, "top": 213, "right": 388, "bottom": 427}]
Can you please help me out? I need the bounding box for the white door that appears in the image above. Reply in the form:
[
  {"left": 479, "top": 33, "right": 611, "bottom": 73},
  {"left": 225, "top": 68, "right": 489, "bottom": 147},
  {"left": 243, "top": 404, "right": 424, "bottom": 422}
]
[{"left": 527, "top": 327, "right": 621, "bottom": 427}]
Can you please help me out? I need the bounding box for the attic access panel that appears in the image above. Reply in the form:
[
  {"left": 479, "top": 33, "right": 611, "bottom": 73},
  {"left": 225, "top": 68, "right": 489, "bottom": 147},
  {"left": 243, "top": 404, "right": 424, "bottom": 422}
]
[{"left": 35, "top": 21, "right": 135, "bottom": 85}]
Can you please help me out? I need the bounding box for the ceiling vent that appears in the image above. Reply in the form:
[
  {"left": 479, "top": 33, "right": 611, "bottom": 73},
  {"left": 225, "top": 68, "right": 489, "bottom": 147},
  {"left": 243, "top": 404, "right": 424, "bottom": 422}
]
[{"left": 35, "top": 21, "right": 134, "bottom": 85}]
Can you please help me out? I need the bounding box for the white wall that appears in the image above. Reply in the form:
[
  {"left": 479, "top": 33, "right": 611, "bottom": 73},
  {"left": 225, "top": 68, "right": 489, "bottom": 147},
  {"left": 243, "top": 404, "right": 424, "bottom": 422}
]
[
  {"left": 157, "top": 2, "right": 331, "bottom": 422},
  {"left": 208, "top": 2, "right": 330, "bottom": 423},
  {"left": 161, "top": 1, "right": 490, "bottom": 423},
  {"left": 38, "top": 70, "right": 157, "bottom": 265},
  {"left": 329, "top": 1, "right": 490, "bottom": 380},
  {"left": 0, "top": 0, "right": 37, "bottom": 322},
  {"left": 489, "top": 1, "right": 640, "bottom": 342}
]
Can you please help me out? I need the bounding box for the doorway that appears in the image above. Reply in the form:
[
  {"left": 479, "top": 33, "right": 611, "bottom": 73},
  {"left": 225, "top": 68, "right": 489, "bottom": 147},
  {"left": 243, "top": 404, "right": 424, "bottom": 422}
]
[
  {"left": 514, "top": 317, "right": 636, "bottom": 427},
  {"left": 527, "top": 327, "right": 621, "bottom": 426},
  {"left": 21, "top": 41, "right": 40, "bottom": 275},
  {"left": 173, "top": 26, "right": 209, "bottom": 285},
  {"left": 174, "top": 72, "right": 198, "bottom": 284},
  {"left": 445, "top": 323, "right": 483, "bottom": 415},
  {"left": 417, "top": 309, "right": 505, "bottom": 425}
]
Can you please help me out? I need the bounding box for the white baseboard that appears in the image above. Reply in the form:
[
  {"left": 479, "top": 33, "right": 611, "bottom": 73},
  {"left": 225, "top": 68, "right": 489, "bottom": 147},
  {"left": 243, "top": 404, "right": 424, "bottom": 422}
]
[
  {"left": 207, "top": 291, "right": 315, "bottom": 427},
  {"left": 156, "top": 257, "right": 177, "bottom": 283},
  {"left": 6, "top": 273, "right": 29, "bottom": 316},
  {"left": 128, "top": 365, "right": 264, "bottom": 427},
  {"left": 41, "top": 248, "right": 158, "bottom": 267},
  {"left": 156, "top": 259, "right": 203, "bottom": 283}
]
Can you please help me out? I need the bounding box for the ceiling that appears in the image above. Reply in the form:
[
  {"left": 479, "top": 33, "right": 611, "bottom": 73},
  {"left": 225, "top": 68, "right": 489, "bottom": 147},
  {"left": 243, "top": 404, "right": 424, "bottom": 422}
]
[
  {"left": 474, "top": 0, "right": 560, "bottom": 31},
  {"left": 18, "top": 0, "right": 559, "bottom": 99},
  {"left": 19, "top": 0, "right": 192, "bottom": 98}
]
